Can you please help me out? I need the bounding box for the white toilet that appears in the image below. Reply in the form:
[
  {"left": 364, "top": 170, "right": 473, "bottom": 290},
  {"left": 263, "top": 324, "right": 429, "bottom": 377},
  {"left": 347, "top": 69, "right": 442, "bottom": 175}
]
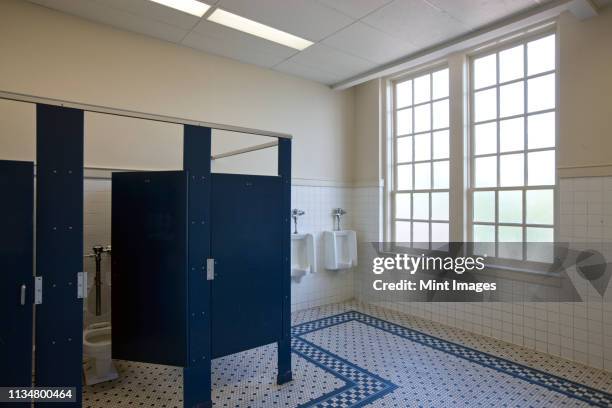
[
  {"left": 83, "top": 260, "right": 117, "bottom": 385},
  {"left": 83, "top": 322, "right": 118, "bottom": 384}
]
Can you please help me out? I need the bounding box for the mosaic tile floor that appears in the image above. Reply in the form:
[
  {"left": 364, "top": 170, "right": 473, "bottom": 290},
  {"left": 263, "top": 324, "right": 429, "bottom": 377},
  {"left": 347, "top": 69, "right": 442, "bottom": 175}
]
[{"left": 83, "top": 301, "right": 612, "bottom": 407}]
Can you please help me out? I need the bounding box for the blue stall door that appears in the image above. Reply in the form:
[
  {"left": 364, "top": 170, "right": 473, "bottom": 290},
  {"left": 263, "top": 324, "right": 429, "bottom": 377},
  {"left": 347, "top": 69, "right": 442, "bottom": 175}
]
[
  {"left": 211, "top": 174, "right": 283, "bottom": 359},
  {"left": 0, "top": 160, "right": 34, "bottom": 407},
  {"left": 111, "top": 171, "right": 189, "bottom": 367}
]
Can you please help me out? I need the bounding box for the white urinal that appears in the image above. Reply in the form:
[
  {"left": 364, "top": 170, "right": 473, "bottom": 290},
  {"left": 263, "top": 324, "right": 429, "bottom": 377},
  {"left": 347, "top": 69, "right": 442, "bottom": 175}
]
[
  {"left": 290, "top": 233, "right": 315, "bottom": 280},
  {"left": 323, "top": 230, "right": 357, "bottom": 270}
]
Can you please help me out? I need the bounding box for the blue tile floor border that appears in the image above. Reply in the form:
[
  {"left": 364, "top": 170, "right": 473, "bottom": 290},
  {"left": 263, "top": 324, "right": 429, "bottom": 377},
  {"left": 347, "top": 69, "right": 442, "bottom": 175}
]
[
  {"left": 292, "top": 335, "right": 398, "bottom": 407},
  {"left": 293, "top": 311, "right": 612, "bottom": 408}
]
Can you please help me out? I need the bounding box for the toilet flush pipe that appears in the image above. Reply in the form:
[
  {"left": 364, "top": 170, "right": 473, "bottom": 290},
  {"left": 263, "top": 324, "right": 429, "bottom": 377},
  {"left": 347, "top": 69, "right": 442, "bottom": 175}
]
[
  {"left": 93, "top": 246, "right": 103, "bottom": 316},
  {"left": 85, "top": 245, "right": 111, "bottom": 316}
]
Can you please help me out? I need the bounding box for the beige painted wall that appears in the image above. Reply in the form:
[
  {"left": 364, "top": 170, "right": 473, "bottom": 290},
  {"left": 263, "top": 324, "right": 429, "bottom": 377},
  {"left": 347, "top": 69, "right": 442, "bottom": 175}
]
[
  {"left": 0, "top": 0, "right": 354, "bottom": 182},
  {"left": 558, "top": 8, "right": 612, "bottom": 177},
  {"left": 352, "top": 79, "right": 381, "bottom": 184},
  {"left": 352, "top": 9, "right": 612, "bottom": 182},
  {"left": 0, "top": 99, "right": 36, "bottom": 162},
  {"left": 211, "top": 130, "right": 277, "bottom": 176},
  {"left": 0, "top": 100, "right": 278, "bottom": 175},
  {"left": 84, "top": 112, "right": 183, "bottom": 170}
]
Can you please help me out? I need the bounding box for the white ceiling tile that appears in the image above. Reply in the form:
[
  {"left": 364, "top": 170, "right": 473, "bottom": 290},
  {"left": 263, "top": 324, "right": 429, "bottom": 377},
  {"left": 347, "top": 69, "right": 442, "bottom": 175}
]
[
  {"left": 28, "top": 0, "right": 563, "bottom": 86},
  {"left": 427, "top": 0, "right": 538, "bottom": 28},
  {"left": 363, "top": 0, "right": 469, "bottom": 49},
  {"left": 94, "top": 0, "right": 206, "bottom": 30},
  {"left": 273, "top": 61, "right": 341, "bottom": 85},
  {"left": 281, "top": 43, "right": 376, "bottom": 78},
  {"left": 28, "top": 0, "right": 189, "bottom": 43},
  {"left": 190, "top": 19, "right": 298, "bottom": 57},
  {"left": 323, "top": 22, "right": 417, "bottom": 64},
  {"left": 183, "top": 21, "right": 297, "bottom": 67},
  {"left": 216, "top": 0, "right": 354, "bottom": 41},
  {"left": 316, "top": 0, "right": 393, "bottom": 19}
]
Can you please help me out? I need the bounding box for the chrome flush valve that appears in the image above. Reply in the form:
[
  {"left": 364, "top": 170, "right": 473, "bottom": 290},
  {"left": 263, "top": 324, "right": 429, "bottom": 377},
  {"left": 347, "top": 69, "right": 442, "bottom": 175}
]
[
  {"left": 291, "top": 208, "right": 305, "bottom": 234},
  {"left": 332, "top": 208, "right": 347, "bottom": 231}
]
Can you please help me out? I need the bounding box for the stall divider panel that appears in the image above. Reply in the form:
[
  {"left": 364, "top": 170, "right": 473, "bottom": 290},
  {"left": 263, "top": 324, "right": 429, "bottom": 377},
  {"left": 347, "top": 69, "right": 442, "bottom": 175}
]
[
  {"left": 182, "top": 125, "right": 212, "bottom": 408},
  {"left": 111, "top": 171, "right": 189, "bottom": 366},
  {"left": 35, "top": 104, "right": 84, "bottom": 407},
  {"left": 277, "top": 138, "right": 292, "bottom": 384},
  {"left": 0, "top": 160, "right": 34, "bottom": 407},
  {"left": 210, "top": 173, "right": 283, "bottom": 358}
]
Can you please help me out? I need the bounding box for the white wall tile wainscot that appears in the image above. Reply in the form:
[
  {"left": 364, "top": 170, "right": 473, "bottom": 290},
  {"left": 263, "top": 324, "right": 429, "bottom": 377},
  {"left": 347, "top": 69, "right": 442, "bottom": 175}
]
[
  {"left": 355, "top": 176, "right": 612, "bottom": 372},
  {"left": 290, "top": 183, "right": 355, "bottom": 311}
]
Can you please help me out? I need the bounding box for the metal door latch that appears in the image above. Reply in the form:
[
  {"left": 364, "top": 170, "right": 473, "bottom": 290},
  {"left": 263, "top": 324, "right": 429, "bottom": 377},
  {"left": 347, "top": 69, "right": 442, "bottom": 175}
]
[
  {"left": 206, "top": 259, "right": 215, "bottom": 281},
  {"left": 20, "top": 284, "right": 26, "bottom": 305},
  {"left": 35, "top": 276, "right": 43, "bottom": 304},
  {"left": 77, "top": 272, "right": 87, "bottom": 299}
]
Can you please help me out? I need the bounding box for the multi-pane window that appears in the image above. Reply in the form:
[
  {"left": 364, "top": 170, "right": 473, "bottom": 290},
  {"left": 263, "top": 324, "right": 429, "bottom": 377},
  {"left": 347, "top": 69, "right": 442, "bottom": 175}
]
[
  {"left": 393, "top": 68, "right": 450, "bottom": 246},
  {"left": 470, "top": 34, "right": 556, "bottom": 260}
]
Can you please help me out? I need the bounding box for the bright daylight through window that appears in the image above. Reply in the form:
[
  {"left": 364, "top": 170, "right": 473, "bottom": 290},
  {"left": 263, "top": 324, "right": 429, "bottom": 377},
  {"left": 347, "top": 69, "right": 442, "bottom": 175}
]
[
  {"left": 471, "top": 34, "right": 556, "bottom": 261},
  {"left": 393, "top": 67, "right": 450, "bottom": 248}
]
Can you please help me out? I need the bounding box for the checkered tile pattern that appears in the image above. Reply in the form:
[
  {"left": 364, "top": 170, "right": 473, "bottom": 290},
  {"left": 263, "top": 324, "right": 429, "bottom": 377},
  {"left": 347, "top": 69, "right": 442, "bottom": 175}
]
[
  {"left": 83, "top": 301, "right": 612, "bottom": 407},
  {"left": 291, "top": 336, "right": 396, "bottom": 407},
  {"left": 293, "top": 311, "right": 612, "bottom": 408}
]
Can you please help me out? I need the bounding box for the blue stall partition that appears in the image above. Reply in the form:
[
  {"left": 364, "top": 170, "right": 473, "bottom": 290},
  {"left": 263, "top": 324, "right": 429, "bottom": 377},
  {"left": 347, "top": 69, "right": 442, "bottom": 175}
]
[
  {"left": 35, "top": 104, "right": 84, "bottom": 407},
  {"left": 277, "top": 138, "right": 292, "bottom": 384},
  {"left": 111, "top": 171, "right": 189, "bottom": 366},
  {"left": 210, "top": 173, "right": 283, "bottom": 357},
  {"left": 0, "top": 160, "right": 34, "bottom": 407},
  {"left": 183, "top": 126, "right": 292, "bottom": 405},
  {"left": 111, "top": 127, "right": 291, "bottom": 408},
  {"left": 183, "top": 125, "right": 212, "bottom": 408}
]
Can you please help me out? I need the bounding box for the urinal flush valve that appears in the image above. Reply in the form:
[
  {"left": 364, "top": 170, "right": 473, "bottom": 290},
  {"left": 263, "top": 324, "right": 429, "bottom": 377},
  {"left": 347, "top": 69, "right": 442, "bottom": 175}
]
[
  {"left": 291, "top": 209, "right": 305, "bottom": 234},
  {"left": 332, "top": 208, "right": 347, "bottom": 231}
]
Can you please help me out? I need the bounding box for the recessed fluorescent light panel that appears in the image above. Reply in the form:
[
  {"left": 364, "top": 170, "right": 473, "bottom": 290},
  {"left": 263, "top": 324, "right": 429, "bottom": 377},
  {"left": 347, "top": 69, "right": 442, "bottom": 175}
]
[
  {"left": 208, "top": 9, "right": 313, "bottom": 51},
  {"left": 149, "top": 0, "right": 210, "bottom": 17}
]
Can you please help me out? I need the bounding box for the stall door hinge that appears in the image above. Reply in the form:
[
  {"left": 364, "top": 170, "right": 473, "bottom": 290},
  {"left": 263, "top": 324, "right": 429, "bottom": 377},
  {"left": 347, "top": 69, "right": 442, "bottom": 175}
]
[
  {"left": 77, "top": 272, "right": 87, "bottom": 299},
  {"left": 206, "top": 259, "right": 215, "bottom": 281},
  {"left": 35, "top": 276, "right": 43, "bottom": 304}
]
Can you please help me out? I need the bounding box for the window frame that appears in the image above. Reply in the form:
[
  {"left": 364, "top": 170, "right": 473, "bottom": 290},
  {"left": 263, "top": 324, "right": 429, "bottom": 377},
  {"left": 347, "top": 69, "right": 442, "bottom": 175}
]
[
  {"left": 390, "top": 64, "right": 451, "bottom": 248},
  {"left": 466, "top": 29, "right": 559, "bottom": 261},
  {"left": 384, "top": 25, "right": 560, "bottom": 272}
]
